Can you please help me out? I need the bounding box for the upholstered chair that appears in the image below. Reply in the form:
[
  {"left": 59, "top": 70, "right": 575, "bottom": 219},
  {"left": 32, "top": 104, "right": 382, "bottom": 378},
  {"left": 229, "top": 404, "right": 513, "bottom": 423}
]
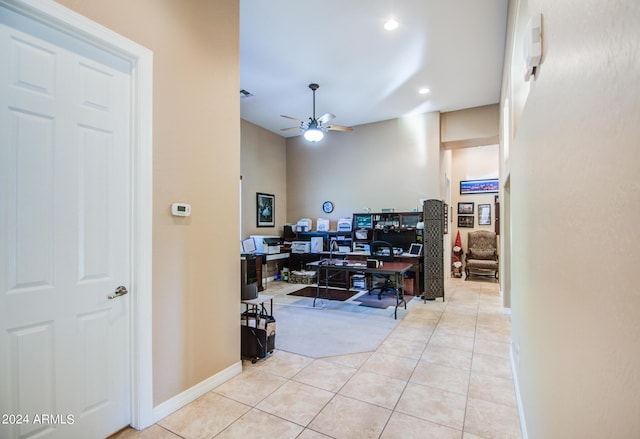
[{"left": 465, "top": 230, "right": 499, "bottom": 280}]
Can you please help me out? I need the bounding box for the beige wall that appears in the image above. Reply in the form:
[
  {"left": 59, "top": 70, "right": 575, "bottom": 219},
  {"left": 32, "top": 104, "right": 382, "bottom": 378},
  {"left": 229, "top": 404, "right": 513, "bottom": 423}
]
[
  {"left": 285, "top": 113, "right": 442, "bottom": 227},
  {"left": 56, "top": 0, "right": 241, "bottom": 406},
  {"left": 504, "top": 0, "right": 640, "bottom": 437},
  {"left": 441, "top": 104, "right": 499, "bottom": 149},
  {"left": 450, "top": 145, "right": 499, "bottom": 252},
  {"left": 240, "top": 120, "right": 287, "bottom": 238}
]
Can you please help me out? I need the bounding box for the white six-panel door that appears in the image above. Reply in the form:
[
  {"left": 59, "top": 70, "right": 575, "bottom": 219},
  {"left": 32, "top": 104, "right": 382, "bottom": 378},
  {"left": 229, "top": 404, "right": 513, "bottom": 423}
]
[{"left": 0, "top": 8, "right": 132, "bottom": 439}]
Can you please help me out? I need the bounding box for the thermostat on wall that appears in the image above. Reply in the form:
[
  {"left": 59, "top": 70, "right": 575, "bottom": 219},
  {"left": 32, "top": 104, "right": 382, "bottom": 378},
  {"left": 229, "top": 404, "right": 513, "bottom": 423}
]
[{"left": 171, "top": 203, "right": 191, "bottom": 217}]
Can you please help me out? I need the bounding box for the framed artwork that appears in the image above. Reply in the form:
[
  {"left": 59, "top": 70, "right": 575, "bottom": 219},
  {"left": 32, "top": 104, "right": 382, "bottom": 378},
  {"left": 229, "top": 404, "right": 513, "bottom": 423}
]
[
  {"left": 256, "top": 192, "right": 275, "bottom": 227},
  {"left": 458, "top": 215, "right": 474, "bottom": 228},
  {"left": 460, "top": 178, "right": 499, "bottom": 195},
  {"left": 458, "top": 202, "right": 474, "bottom": 214},
  {"left": 478, "top": 204, "right": 491, "bottom": 225}
]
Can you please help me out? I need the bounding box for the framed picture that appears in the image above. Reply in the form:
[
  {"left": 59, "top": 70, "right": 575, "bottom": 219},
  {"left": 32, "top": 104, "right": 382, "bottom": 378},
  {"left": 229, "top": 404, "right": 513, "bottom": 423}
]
[
  {"left": 460, "top": 178, "right": 499, "bottom": 195},
  {"left": 478, "top": 204, "right": 491, "bottom": 225},
  {"left": 458, "top": 202, "right": 474, "bottom": 214},
  {"left": 458, "top": 215, "right": 474, "bottom": 228},
  {"left": 256, "top": 192, "right": 275, "bottom": 227}
]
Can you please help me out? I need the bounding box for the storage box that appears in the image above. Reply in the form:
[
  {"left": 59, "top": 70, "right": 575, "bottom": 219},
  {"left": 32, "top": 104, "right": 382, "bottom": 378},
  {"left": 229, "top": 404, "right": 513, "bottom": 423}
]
[
  {"left": 289, "top": 270, "right": 317, "bottom": 284},
  {"left": 351, "top": 274, "right": 370, "bottom": 290}
]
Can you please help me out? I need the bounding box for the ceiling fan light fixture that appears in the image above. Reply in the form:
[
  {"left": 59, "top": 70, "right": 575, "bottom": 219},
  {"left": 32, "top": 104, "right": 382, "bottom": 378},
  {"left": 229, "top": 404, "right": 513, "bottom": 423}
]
[
  {"left": 280, "top": 82, "right": 352, "bottom": 141},
  {"left": 384, "top": 18, "right": 399, "bottom": 31},
  {"left": 304, "top": 127, "right": 324, "bottom": 142}
]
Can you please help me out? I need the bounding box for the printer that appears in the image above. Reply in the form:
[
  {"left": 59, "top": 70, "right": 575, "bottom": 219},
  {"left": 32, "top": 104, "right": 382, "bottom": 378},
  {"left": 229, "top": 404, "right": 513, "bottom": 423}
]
[
  {"left": 337, "top": 218, "right": 352, "bottom": 232},
  {"left": 291, "top": 241, "right": 311, "bottom": 253},
  {"left": 295, "top": 218, "right": 312, "bottom": 232},
  {"left": 250, "top": 235, "right": 281, "bottom": 254}
]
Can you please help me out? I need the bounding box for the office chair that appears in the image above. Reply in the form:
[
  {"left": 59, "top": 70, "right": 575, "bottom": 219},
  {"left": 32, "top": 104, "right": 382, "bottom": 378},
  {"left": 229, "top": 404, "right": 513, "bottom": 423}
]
[{"left": 368, "top": 241, "right": 397, "bottom": 300}]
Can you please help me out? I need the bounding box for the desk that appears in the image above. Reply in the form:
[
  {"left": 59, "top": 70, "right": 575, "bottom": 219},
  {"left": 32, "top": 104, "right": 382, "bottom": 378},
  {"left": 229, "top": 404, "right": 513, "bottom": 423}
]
[
  {"left": 311, "top": 251, "right": 423, "bottom": 295},
  {"left": 307, "top": 260, "right": 412, "bottom": 319},
  {"left": 256, "top": 252, "right": 290, "bottom": 291}
]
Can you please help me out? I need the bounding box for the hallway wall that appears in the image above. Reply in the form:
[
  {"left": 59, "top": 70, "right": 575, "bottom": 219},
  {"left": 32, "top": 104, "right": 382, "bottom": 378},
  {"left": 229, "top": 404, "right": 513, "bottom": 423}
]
[
  {"left": 504, "top": 0, "right": 640, "bottom": 437},
  {"left": 57, "top": 0, "right": 241, "bottom": 407}
]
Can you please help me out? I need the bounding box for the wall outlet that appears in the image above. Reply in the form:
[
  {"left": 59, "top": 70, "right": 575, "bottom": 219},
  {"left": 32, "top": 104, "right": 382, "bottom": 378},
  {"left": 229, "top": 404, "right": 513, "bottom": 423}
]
[{"left": 512, "top": 342, "right": 521, "bottom": 367}]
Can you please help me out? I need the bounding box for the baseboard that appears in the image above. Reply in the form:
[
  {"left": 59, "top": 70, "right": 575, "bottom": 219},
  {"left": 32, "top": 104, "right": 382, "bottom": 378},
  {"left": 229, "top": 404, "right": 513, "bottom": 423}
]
[
  {"left": 153, "top": 361, "right": 242, "bottom": 423},
  {"left": 503, "top": 307, "right": 511, "bottom": 315},
  {"left": 510, "top": 345, "right": 528, "bottom": 439}
]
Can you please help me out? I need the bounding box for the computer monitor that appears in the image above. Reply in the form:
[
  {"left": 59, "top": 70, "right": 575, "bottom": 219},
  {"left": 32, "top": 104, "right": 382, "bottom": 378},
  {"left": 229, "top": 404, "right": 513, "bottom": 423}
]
[
  {"left": 377, "top": 230, "right": 415, "bottom": 251},
  {"left": 408, "top": 243, "right": 423, "bottom": 256}
]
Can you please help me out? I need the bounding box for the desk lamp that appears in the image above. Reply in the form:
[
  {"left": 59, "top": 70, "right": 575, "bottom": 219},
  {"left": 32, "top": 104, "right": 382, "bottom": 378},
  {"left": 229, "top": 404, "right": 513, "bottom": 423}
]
[{"left": 329, "top": 238, "right": 339, "bottom": 262}]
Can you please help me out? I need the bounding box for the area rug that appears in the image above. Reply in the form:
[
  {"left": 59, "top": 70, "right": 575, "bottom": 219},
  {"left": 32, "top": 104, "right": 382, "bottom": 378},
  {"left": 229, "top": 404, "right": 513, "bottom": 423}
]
[
  {"left": 273, "top": 298, "right": 400, "bottom": 358},
  {"left": 287, "top": 286, "right": 357, "bottom": 301},
  {"left": 354, "top": 293, "right": 414, "bottom": 309}
]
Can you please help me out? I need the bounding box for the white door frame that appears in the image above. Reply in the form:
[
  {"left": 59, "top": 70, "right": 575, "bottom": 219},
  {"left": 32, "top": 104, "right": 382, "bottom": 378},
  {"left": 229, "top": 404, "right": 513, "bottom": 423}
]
[{"left": 1, "top": 0, "right": 154, "bottom": 430}]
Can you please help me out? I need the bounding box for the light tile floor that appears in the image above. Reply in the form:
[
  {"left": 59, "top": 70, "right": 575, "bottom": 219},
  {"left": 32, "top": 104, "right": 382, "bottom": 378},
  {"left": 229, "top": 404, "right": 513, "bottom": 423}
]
[{"left": 112, "top": 278, "right": 521, "bottom": 439}]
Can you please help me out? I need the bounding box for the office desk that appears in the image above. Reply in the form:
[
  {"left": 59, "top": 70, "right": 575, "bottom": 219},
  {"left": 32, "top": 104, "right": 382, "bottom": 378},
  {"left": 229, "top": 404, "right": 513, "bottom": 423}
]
[
  {"left": 306, "top": 259, "right": 412, "bottom": 319},
  {"left": 254, "top": 252, "right": 290, "bottom": 291},
  {"left": 309, "top": 251, "right": 423, "bottom": 296}
]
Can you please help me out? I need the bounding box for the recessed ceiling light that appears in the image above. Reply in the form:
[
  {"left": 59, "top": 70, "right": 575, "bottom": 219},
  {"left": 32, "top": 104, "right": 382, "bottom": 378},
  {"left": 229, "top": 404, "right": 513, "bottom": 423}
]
[
  {"left": 384, "top": 18, "right": 399, "bottom": 31},
  {"left": 419, "top": 87, "right": 430, "bottom": 95}
]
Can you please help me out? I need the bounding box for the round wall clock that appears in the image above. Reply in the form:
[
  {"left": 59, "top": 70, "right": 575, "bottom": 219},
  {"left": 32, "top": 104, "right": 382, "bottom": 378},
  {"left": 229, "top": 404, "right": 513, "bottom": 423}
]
[{"left": 322, "top": 201, "right": 334, "bottom": 213}]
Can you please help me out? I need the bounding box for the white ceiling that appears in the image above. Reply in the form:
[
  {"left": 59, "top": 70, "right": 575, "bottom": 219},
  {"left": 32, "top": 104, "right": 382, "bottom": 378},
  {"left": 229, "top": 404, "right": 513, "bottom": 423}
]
[{"left": 240, "top": 0, "right": 508, "bottom": 138}]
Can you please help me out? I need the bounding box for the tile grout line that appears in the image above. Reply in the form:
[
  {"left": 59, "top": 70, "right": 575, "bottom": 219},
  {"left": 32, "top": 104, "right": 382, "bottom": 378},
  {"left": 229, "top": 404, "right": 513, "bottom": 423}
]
[{"left": 460, "top": 287, "right": 481, "bottom": 437}]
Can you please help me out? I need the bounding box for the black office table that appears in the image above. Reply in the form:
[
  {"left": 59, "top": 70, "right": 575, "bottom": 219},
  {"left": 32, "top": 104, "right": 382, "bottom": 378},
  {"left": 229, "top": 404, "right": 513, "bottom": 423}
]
[{"left": 306, "top": 259, "right": 412, "bottom": 319}]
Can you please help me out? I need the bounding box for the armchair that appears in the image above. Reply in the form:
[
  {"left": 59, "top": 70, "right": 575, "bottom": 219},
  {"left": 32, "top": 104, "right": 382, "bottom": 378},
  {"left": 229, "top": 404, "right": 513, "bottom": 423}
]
[{"left": 465, "top": 231, "right": 499, "bottom": 280}]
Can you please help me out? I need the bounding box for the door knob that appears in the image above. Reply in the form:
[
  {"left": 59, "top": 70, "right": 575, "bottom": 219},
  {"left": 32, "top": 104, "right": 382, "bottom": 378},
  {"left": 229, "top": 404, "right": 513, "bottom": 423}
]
[{"left": 108, "top": 286, "right": 128, "bottom": 299}]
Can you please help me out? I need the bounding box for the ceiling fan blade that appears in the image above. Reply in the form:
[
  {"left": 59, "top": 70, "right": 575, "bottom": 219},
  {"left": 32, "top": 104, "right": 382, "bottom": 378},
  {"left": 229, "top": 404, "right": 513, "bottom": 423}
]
[
  {"left": 280, "top": 126, "right": 301, "bottom": 131},
  {"left": 317, "top": 113, "right": 335, "bottom": 125},
  {"left": 280, "top": 114, "right": 302, "bottom": 122},
  {"left": 327, "top": 125, "right": 354, "bottom": 132}
]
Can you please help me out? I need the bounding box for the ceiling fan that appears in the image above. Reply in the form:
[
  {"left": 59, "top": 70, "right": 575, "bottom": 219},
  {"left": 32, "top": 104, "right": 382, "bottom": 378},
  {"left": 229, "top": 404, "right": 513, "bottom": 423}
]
[{"left": 280, "top": 83, "right": 353, "bottom": 142}]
